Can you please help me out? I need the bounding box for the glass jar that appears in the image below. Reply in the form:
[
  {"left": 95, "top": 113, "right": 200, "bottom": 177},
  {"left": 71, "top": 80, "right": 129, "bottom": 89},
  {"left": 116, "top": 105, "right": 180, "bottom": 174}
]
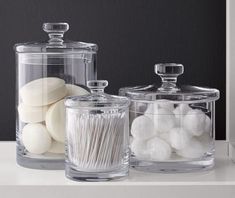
[
  {"left": 65, "top": 80, "right": 130, "bottom": 181},
  {"left": 14, "top": 22, "right": 98, "bottom": 169},
  {"left": 119, "top": 63, "right": 220, "bottom": 173}
]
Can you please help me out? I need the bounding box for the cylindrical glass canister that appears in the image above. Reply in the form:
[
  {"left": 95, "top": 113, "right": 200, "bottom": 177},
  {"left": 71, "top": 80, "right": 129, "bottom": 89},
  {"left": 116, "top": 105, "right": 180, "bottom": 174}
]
[
  {"left": 15, "top": 23, "right": 98, "bottom": 169},
  {"left": 65, "top": 80, "right": 130, "bottom": 181},
  {"left": 119, "top": 63, "right": 220, "bottom": 173}
]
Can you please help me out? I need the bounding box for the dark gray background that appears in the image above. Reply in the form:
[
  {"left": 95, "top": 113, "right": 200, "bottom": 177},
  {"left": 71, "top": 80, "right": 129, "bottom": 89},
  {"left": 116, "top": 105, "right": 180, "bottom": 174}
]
[{"left": 0, "top": 0, "right": 226, "bottom": 140}]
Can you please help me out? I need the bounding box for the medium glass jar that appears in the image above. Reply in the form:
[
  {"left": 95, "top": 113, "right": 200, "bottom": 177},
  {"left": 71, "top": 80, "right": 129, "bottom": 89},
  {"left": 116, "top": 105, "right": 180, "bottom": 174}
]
[
  {"left": 15, "top": 23, "right": 98, "bottom": 169},
  {"left": 119, "top": 63, "right": 220, "bottom": 173},
  {"left": 65, "top": 80, "right": 130, "bottom": 181}
]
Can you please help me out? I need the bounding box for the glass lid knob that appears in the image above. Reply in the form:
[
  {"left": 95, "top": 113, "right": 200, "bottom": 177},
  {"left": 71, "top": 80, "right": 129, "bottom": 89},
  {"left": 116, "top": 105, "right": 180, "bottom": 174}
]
[
  {"left": 43, "top": 22, "right": 69, "bottom": 44},
  {"left": 87, "top": 80, "right": 108, "bottom": 93},
  {"left": 155, "top": 63, "right": 184, "bottom": 92}
]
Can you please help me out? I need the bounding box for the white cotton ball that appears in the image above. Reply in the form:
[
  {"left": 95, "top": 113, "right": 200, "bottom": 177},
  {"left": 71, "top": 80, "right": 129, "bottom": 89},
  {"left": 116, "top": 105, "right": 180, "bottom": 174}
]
[
  {"left": 183, "top": 109, "right": 206, "bottom": 136},
  {"left": 204, "top": 115, "right": 212, "bottom": 134},
  {"left": 144, "top": 103, "right": 176, "bottom": 133},
  {"left": 157, "top": 100, "right": 174, "bottom": 111},
  {"left": 145, "top": 100, "right": 174, "bottom": 116},
  {"left": 169, "top": 127, "right": 192, "bottom": 150},
  {"left": 130, "top": 102, "right": 147, "bottom": 113},
  {"left": 196, "top": 132, "right": 213, "bottom": 152},
  {"left": 197, "top": 132, "right": 212, "bottom": 144},
  {"left": 146, "top": 137, "right": 172, "bottom": 161},
  {"left": 144, "top": 102, "right": 159, "bottom": 120},
  {"left": 174, "top": 104, "right": 192, "bottom": 127},
  {"left": 176, "top": 138, "right": 205, "bottom": 159},
  {"left": 173, "top": 104, "right": 192, "bottom": 118},
  {"left": 158, "top": 132, "right": 171, "bottom": 144},
  {"left": 131, "top": 115, "right": 156, "bottom": 140},
  {"left": 153, "top": 108, "right": 176, "bottom": 133},
  {"left": 131, "top": 138, "right": 150, "bottom": 159},
  {"left": 130, "top": 136, "right": 134, "bottom": 144},
  {"left": 22, "top": 123, "right": 52, "bottom": 154},
  {"left": 129, "top": 103, "right": 147, "bottom": 123}
]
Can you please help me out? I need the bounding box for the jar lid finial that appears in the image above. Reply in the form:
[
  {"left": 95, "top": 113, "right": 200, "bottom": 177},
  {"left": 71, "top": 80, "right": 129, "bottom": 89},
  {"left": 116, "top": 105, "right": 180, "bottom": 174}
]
[
  {"left": 155, "top": 63, "right": 184, "bottom": 92},
  {"left": 43, "top": 22, "right": 69, "bottom": 44}
]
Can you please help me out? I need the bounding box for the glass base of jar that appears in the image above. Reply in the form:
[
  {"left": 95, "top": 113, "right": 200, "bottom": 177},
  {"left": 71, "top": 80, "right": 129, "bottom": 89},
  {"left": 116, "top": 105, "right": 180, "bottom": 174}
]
[
  {"left": 65, "top": 164, "right": 129, "bottom": 182},
  {"left": 130, "top": 155, "right": 214, "bottom": 173},
  {"left": 17, "top": 147, "right": 64, "bottom": 170}
]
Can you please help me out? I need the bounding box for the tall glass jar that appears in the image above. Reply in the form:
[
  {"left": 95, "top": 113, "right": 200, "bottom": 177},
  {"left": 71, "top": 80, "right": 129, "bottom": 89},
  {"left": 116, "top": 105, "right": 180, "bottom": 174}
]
[
  {"left": 119, "top": 63, "right": 220, "bottom": 173},
  {"left": 14, "top": 23, "right": 98, "bottom": 169}
]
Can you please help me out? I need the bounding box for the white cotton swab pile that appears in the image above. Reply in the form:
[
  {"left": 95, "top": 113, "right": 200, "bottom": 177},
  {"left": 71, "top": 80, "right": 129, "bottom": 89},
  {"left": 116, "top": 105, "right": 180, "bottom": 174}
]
[{"left": 66, "top": 110, "right": 127, "bottom": 171}]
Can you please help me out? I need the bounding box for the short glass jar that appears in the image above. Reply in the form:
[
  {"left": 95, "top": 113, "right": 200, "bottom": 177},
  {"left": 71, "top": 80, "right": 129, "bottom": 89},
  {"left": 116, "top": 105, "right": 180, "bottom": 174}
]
[
  {"left": 65, "top": 80, "right": 130, "bottom": 181},
  {"left": 119, "top": 63, "right": 220, "bottom": 172},
  {"left": 15, "top": 23, "right": 97, "bottom": 169}
]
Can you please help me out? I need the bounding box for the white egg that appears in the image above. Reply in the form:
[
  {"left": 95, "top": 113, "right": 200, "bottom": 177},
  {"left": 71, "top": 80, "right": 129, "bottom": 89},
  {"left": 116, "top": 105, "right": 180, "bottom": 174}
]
[
  {"left": 131, "top": 115, "right": 156, "bottom": 140},
  {"left": 146, "top": 137, "right": 172, "bottom": 161},
  {"left": 46, "top": 99, "right": 66, "bottom": 143},
  {"left": 48, "top": 141, "right": 65, "bottom": 154},
  {"left": 153, "top": 108, "right": 176, "bottom": 133},
  {"left": 18, "top": 103, "right": 49, "bottom": 123},
  {"left": 131, "top": 138, "right": 150, "bottom": 159},
  {"left": 176, "top": 138, "right": 205, "bottom": 159},
  {"left": 66, "top": 84, "right": 89, "bottom": 96},
  {"left": 183, "top": 109, "right": 206, "bottom": 136},
  {"left": 22, "top": 123, "right": 52, "bottom": 154},
  {"left": 20, "top": 77, "right": 67, "bottom": 106},
  {"left": 169, "top": 127, "right": 192, "bottom": 150}
]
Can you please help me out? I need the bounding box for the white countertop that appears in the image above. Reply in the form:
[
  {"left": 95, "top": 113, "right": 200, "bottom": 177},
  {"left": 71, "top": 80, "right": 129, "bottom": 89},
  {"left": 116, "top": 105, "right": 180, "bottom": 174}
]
[{"left": 0, "top": 141, "right": 235, "bottom": 198}]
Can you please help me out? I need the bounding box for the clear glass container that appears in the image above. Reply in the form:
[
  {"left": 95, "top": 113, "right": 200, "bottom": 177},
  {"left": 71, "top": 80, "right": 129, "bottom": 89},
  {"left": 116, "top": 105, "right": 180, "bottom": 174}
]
[
  {"left": 65, "top": 80, "right": 130, "bottom": 181},
  {"left": 15, "top": 22, "right": 98, "bottom": 169},
  {"left": 119, "top": 63, "right": 220, "bottom": 173}
]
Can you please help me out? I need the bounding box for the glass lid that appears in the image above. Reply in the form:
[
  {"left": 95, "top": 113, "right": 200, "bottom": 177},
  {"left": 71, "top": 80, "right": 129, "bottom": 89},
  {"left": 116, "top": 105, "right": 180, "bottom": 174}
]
[
  {"left": 119, "top": 63, "right": 220, "bottom": 103},
  {"left": 65, "top": 80, "right": 130, "bottom": 109},
  {"left": 14, "top": 22, "right": 98, "bottom": 53}
]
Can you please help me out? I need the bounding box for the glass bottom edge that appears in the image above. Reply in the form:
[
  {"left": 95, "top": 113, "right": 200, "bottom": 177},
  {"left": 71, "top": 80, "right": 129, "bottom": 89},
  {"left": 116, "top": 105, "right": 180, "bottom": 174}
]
[
  {"left": 130, "top": 156, "right": 214, "bottom": 173},
  {"left": 65, "top": 165, "right": 129, "bottom": 182},
  {"left": 17, "top": 153, "right": 65, "bottom": 170}
]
